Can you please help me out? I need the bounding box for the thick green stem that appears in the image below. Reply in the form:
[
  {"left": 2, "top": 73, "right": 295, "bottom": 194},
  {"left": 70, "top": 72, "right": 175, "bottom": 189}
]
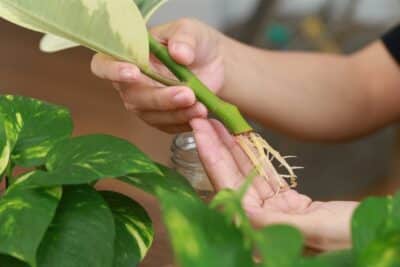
[{"left": 148, "top": 34, "right": 252, "bottom": 135}]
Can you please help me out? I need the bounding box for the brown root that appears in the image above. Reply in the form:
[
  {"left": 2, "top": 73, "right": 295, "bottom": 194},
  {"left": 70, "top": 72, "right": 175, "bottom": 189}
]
[{"left": 236, "top": 132, "right": 301, "bottom": 193}]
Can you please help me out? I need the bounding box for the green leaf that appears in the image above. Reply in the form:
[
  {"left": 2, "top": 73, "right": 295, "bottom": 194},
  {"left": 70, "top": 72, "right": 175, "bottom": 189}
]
[
  {"left": 356, "top": 232, "right": 400, "bottom": 267},
  {"left": 352, "top": 193, "right": 400, "bottom": 267},
  {"left": 0, "top": 0, "right": 150, "bottom": 70},
  {"left": 39, "top": 0, "right": 167, "bottom": 53},
  {"left": 0, "top": 172, "right": 61, "bottom": 266},
  {"left": 389, "top": 192, "right": 400, "bottom": 231},
  {"left": 210, "top": 172, "right": 257, "bottom": 237},
  {"left": 352, "top": 197, "right": 390, "bottom": 256},
  {"left": 256, "top": 225, "right": 303, "bottom": 267},
  {"left": 300, "top": 250, "right": 354, "bottom": 267},
  {"left": 119, "top": 164, "right": 196, "bottom": 199},
  {"left": 134, "top": 0, "right": 167, "bottom": 21},
  {"left": 0, "top": 95, "right": 73, "bottom": 167},
  {"left": 0, "top": 254, "right": 28, "bottom": 267},
  {"left": 37, "top": 186, "right": 115, "bottom": 267},
  {"left": 27, "top": 135, "right": 160, "bottom": 187},
  {"left": 158, "top": 189, "right": 254, "bottom": 267},
  {"left": 100, "top": 191, "right": 154, "bottom": 267},
  {"left": 0, "top": 114, "right": 11, "bottom": 176}
]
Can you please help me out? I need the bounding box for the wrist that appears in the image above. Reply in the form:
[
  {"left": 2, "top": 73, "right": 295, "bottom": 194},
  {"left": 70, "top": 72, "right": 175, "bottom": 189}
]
[{"left": 217, "top": 34, "right": 241, "bottom": 99}]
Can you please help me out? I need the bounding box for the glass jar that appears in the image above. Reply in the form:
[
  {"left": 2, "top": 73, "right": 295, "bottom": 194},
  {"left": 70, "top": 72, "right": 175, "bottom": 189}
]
[{"left": 171, "top": 132, "right": 215, "bottom": 201}]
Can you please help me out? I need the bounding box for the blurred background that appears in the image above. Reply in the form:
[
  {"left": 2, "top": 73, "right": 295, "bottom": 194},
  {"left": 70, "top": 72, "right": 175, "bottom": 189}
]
[{"left": 1, "top": 0, "right": 400, "bottom": 266}]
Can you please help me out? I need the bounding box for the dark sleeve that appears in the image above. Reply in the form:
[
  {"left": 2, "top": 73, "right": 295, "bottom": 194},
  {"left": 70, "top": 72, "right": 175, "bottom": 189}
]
[{"left": 382, "top": 25, "right": 400, "bottom": 65}]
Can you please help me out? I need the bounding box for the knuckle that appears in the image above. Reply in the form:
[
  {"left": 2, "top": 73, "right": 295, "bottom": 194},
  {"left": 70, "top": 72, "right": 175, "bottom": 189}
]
[
  {"left": 176, "top": 17, "right": 197, "bottom": 30},
  {"left": 90, "top": 55, "right": 101, "bottom": 76},
  {"left": 137, "top": 112, "right": 152, "bottom": 123},
  {"left": 152, "top": 93, "right": 167, "bottom": 110},
  {"left": 91, "top": 54, "right": 109, "bottom": 79},
  {"left": 112, "top": 82, "right": 122, "bottom": 91},
  {"left": 176, "top": 110, "right": 191, "bottom": 123},
  {"left": 124, "top": 103, "right": 138, "bottom": 112}
]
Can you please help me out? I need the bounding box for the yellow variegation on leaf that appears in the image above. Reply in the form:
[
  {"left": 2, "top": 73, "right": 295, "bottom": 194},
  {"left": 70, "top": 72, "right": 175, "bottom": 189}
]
[
  {"left": 40, "top": 0, "right": 167, "bottom": 53},
  {"left": 0, "top": 0, "right": 150, "bottom": 70}
]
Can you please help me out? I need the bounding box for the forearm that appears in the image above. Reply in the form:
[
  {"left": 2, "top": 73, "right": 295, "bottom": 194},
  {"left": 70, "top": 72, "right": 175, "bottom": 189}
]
[{"left": 219, "top": 37, "right": 400, "bottom": 141}]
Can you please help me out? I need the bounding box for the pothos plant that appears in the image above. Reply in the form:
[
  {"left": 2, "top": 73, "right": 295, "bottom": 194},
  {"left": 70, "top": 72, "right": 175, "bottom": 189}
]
[
  {"left": 0, "top": 95, "right": 398, "bottom": 267},
  {"left": 0, "top": 0, "right": 299, "bottom": 192}
]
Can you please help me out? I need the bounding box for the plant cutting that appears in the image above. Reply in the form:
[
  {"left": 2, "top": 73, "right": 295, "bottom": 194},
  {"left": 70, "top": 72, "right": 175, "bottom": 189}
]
[{"left": 0, "top": 0, "right": 299, "bottom": 192}]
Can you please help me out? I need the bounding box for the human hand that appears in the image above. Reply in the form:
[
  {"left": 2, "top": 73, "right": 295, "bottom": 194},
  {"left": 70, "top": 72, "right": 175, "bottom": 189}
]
[
  {"left": 191, "top": 118, "right": 358, "bottom": 251},
  {"left": 91, "top": 18, "right": 225, "bottom": 133}
]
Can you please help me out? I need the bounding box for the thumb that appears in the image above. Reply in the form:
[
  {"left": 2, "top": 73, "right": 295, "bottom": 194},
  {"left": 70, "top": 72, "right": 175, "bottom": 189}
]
[{"left": 151, "top": 19, "right": 212, "bottom": 66}]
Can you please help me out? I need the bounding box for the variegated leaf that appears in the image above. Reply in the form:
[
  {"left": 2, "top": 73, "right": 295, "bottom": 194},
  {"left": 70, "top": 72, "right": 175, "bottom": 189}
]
[
  {"left": 39, "top": 0, "right": 167, "bottom": 53},
  {"left": 0, "top": 0, "right": 150, "bottom": 69}
]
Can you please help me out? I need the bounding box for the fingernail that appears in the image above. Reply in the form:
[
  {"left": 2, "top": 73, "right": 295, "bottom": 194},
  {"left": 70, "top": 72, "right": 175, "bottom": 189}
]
[
  {"left": 120, "top": 68, "right": 137, "bottom": 81},
  {"left": 173, "top": 91, "right": 191, "bottom": 105}
]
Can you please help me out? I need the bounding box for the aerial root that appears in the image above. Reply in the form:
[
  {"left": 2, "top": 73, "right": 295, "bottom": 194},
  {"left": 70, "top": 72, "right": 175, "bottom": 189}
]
[{"left": 236, "top": 132, "right": 302, "bottom": 193}]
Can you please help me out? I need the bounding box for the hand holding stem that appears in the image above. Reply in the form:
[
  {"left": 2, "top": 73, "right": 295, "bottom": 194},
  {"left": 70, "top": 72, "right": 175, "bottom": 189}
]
[{"left": 91, "top": 18, "right": 225, "bottom": 133}]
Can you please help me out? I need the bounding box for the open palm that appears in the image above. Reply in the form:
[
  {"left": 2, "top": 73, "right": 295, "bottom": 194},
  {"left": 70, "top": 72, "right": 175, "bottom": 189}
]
[{"left": 191, "top": 118, "right": 358, "bottom": 251}]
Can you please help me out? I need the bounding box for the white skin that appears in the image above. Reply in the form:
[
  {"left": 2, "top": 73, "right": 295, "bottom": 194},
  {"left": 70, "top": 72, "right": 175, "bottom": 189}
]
[{"left": 91, "top": 19, "right": 400, "bottom": 251}]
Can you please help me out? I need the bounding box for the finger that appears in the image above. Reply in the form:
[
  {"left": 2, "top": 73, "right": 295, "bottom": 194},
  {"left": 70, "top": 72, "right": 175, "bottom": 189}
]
[
  {"left": 168, "top": 32, "right": 196, "bottom": 66},
  {"left": 91, "top": 53, "right": 141, "bottom": 82},
  {"left": 138, "top": 103, "right": 208, "bottom": 126},
  {"left": 210, "top": 120, "right": 274, "bottom": 200},
  {"left": 152, "top": 19, "right": 204, "bottom": 66},
  {"left": 190, "top": 118, "right": 244, "bottom": 191},
  {"left": 120, "top": 86, "right": 196, "bottom": 111},
  {"left": 209, "top": 119, "right": 253, "bottom": 174}
]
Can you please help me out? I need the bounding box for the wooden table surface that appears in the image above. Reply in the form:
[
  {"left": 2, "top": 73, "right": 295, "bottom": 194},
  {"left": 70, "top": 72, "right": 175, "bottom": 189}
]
[{"left": 0, "top": 20, "right": 175, "bottom": 266}]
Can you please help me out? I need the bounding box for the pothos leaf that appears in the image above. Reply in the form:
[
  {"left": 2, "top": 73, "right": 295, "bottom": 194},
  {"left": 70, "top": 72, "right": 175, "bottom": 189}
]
[
  {"left": 100, "top": 191, "right": 154, "bottom": 267},
  {"left": 356, "top": 232, "right": 400, "bottom": 267},
  {"left": 389, "top": 192, "right": 400, "bottom": 231},
  {"left": 352, "top": 197, "right": 390, "bottom": 257},
  {"left": 37, "top": 186, "right": 115, "bottom": 267},
  {"left": 256, "top": 225, "right": 303, "bottom": 267},
  {"left": 119, "top": 163, "right": 197, "bottom": 200},
  {"left": 352, "top": 194, "right": 400, "bottom": 267},
  {"left": 300, "top": 250, "right": 354, "bottom": 267},
  {"left": 39, "top": 0, "right": 167, "bottom": 53},
  {"left": 25, "top": 135, "right": 161, "bottom": 187},
  {"left": 0, "top": 95, "right": 73, "bottom": 167},
  {"left": 0, "top": 114, "right": 11, "bottom": 176},
  {"left": 0, "top": 171, "right": 61, "bottom": 267},
  {"left": 0, "top": 255, "right": 28, "bottom": 267},
  {"left": 158, "top": 189, "right": 254, "bottom": 267},
  {"left": 134, "top": 0, "right": 167, "bottom": 21},
  {"left": 0, "top": 0, "right": 150, "bottom": 70}
]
